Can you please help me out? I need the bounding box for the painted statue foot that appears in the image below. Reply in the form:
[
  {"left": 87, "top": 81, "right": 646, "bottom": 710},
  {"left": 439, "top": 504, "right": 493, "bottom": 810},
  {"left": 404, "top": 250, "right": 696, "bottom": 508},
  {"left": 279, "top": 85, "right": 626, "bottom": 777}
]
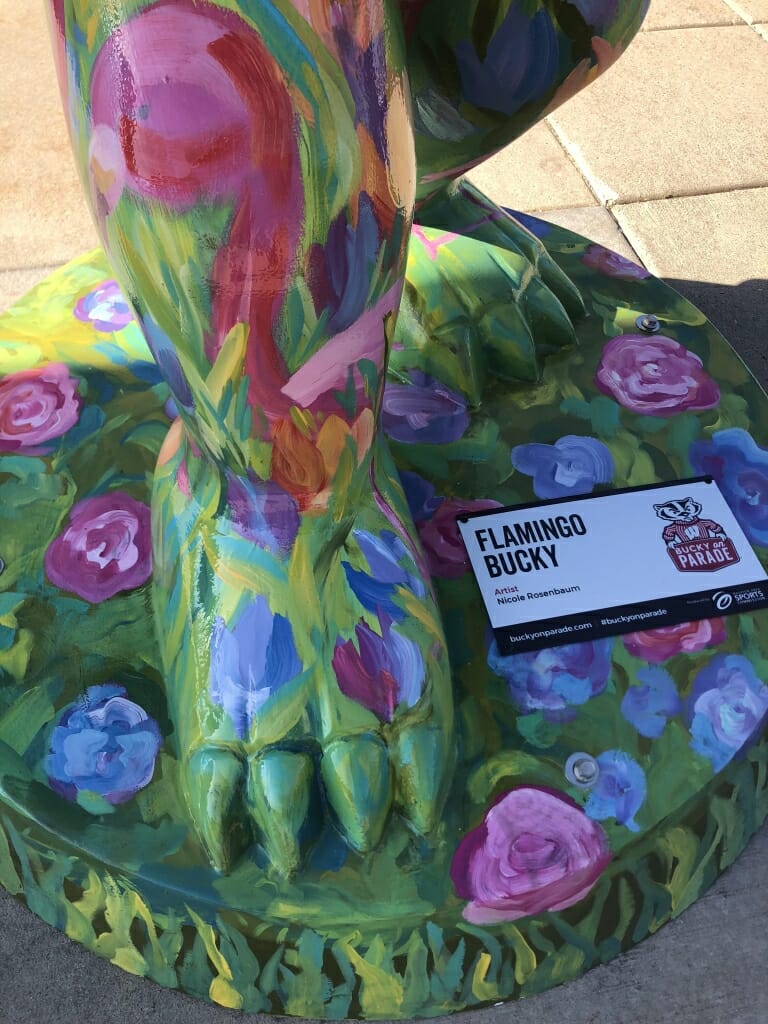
[
  {"left": 398, "top": 181, "right": 585, "bottom": 395},
  {"left": 152, "top": 422, "right": 454, "bottom": 876},
  {"left": 420, "top": 184, "right": 585, "bottom": 323}
]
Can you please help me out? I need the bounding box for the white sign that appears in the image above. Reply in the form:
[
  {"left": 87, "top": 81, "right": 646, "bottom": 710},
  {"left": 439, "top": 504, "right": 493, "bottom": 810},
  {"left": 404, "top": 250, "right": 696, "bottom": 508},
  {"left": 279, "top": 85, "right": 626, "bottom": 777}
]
[{"left": 457, "top": 477, "right": 768, "bottom": 654}]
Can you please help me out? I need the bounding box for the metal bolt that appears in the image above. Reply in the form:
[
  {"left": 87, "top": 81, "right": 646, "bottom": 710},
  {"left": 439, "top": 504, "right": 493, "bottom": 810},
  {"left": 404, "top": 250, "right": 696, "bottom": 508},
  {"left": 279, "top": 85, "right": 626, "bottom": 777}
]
[
  {"left": 565, "top": 752, "right": 600, "bottom": 789},
  {"left": 636, "top": 313, "right": 661, "bottom": 334}
]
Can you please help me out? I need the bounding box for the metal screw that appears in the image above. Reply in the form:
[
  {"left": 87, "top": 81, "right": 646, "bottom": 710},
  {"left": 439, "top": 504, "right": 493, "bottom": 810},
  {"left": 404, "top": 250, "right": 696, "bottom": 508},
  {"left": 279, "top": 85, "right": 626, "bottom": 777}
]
[
  {"left": 636, "top": 313, "right": 661, "bottom": 334},
  {"left": 565, "top": 752, "right": 600, "bottom": 789}
]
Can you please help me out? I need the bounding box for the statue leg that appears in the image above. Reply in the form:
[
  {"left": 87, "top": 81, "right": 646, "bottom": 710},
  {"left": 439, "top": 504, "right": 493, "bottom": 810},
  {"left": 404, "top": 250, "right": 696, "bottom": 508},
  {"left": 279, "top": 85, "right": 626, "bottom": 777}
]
[
  {"left": 49, "top": 0, "right": 453, "bottom": 874},
  {"left": 396, "top": 0, "right": 650, "bottom": 384}
]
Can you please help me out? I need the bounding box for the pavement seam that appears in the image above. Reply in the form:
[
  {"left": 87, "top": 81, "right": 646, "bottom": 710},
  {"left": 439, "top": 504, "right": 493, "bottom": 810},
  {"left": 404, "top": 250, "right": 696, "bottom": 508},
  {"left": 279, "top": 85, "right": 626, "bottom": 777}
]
[{"left": 723, "top": 0, "right": 761, "bottom": 24}]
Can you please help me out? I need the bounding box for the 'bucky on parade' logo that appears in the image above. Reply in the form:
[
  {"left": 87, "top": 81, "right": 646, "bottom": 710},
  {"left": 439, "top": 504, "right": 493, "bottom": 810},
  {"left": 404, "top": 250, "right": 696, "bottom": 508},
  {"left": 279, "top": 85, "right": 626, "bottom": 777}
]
[{"left": 654, "top": 497, "right": 740, "bottom": 572}]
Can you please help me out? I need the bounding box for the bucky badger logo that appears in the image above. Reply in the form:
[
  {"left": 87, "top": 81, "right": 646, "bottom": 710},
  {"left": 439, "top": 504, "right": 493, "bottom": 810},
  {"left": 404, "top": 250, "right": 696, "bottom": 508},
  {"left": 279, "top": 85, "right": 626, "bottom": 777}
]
[{"left": 654, "top": 497, "right": 739, "bottom": 572}]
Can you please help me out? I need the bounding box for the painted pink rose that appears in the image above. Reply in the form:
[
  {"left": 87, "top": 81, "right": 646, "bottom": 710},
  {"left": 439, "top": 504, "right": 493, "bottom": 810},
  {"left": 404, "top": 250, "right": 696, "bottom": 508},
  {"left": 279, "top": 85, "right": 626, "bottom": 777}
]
[
  {"left": 451, "top": 787, "right": 612, "bottom": 924},
  {"left": 581, "top": 244, "right": 650, "bottom": 281},
  {"left": 0, "top": 363, "right": 81, "bottom": 451},
  {"left": 417, "top": 498, "right": 502, "bottom": 579},
  {"left": 623, "top": 618, "right": 727, "bottom": 663},
  {"left": 595, "top": 334, "right": 720, "bottom": 416},
  {"left": 45, "top": 493, "right": 152, "bottom": 603}
]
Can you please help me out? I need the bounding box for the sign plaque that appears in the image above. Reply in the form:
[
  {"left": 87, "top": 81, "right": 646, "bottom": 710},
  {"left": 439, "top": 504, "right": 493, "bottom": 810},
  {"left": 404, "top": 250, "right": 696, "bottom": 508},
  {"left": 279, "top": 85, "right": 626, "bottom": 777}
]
[{"left": 457, "top": 477, "right": 768, "bottom": 655}]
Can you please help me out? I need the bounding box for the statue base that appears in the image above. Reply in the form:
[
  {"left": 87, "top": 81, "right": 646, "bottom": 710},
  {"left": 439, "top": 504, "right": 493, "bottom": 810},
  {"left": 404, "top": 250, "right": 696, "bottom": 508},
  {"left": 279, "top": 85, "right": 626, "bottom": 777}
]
[{"left": 0, "top": 219, "right": 766, "bottom": 1017}]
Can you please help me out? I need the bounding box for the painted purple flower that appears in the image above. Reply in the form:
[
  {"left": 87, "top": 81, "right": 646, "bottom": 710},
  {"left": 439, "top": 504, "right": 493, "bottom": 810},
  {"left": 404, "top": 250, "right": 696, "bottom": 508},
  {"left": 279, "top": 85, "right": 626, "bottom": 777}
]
[
  {"left": 343, "top": 528, "right": 425, "bottom": 621},
  {"left": 689, "top": 429, "right": 768, "bottom": 546},
  {"left": 74, "top": 280, "right": 134, "bottom": 332},
  {"left": 623, "top": 618, "right": 727, "bottom": 663},
  {"left": 418, "top": 497, "right": 502, "bottom": 579},
  {"left": 511, "top": 435, "right": 614, "bottom": 499},
  {"left": 46, "top": 683, "right": 161, "bottom": 805},
  {"left": 595, "top": 334, "right": 720, "bottom": 416},
  {"left": 581, "top": 244, "right": 649, "bottom": 280},
  {"left": 398, "top": 469, "right": 442, "bottom": 523},
  {"left": 621, "top": 666, "right": 683, "bottom": 738},
  {"left": 0, "top": 363, "right": 81, "bottom": 451},
  {"left": 688, "top": 655, "right": 768, "bottom": 771},
  {"left": 332, "top": 614, "right": 424, "bottom": 722},
  {"left": 306, "top": 192, "right": 382, "bottom": 333},
  {"left": 142, "top": 315, "right": 195, "bottom": 411},
  {"left": 566, "top": 1, "right": 620, "bottom": 29},
  {"left": 328, "top": 23, "right": 389, "bottom": 159},
  {"left": 382, "top": 372, "right": 469, "bottom": 445},
  {"left": 585, "top": 750, "right": 646, "bottom": 831},
  {"left": 450, "top": 787, "right": 611, "bottom": 924},
  {"left": 226, "top": 473, "right": 300, "bottom": 555},
  {"left": 488, "top": 638, "right": 613, "bottom": 717},
  {"left": 209, "top": 597, "right": 303, "bottom": 739},
  {"left": 455, "top": 5, "right": 559, "bottom": 116},
  {"left": 45, "top": 492, "right": 152, "bottom": 602}
]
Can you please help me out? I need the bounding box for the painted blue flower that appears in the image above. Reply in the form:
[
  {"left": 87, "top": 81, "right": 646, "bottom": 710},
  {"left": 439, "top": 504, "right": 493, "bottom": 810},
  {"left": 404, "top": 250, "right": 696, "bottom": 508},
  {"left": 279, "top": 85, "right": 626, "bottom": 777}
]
[
  {"left": 455, "top": 5, "right": 559, "bottom": 116},
  {"left": 585, "top": 750, "right": 646, "bottom": 831},
  {"left": 621, "top": 666, "right": 683, "bottom": 739},
  {"left": 226, "top": 473, "right": 300, "bottom": 555},
  {"left": 47, "top": 683, "right": 162, "bottom": 805},
  {"left": 343, "top": 528, "right": 426, "bottom": 621},
  {"left": 511, "top": 435, "right": 614, "bottom": 499},
  {"left": 689, "top": 428, "right": 768, "bottom": 546},
  {"left": 688, "top": 655, "right": 768, "bottom": 772},
  {"left": 382, "top": 372, "right": 469, "bottom": 445},
  {"left": 141, "top": 314, "right": 195, "bottom": 411},
  {"left": 74, "top": 279, "right": 133, "bottom": 332},
  {"left": 508, "top": 211, "right": 552, "bottom": 239},
  {"left": 398, "top": 469, "right": 443, "bottom": 523},
  {"left": 488, "top": 638, "right": 613, "bottom": 717},
  {"left": 209, "top": 597, "right": 302, "bottom": 739}
]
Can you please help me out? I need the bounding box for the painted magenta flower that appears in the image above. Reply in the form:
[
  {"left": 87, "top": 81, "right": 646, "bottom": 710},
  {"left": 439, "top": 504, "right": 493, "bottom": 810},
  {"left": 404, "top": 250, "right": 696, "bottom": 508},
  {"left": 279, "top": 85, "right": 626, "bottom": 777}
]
[
  {"left": 585, "top": 750, "right": 646, "bottom": 831},
  {"left": 209, "top": 597, "right": 303, "bottom": 740},
  {"left": 89, "top": 1, "right": 296, "bottom": 209},
  {"left": 595, "top": 334, "right": 720, "bottom": 416},
  {"left": 488, "top": 638, "right": 613, "bottom": 716},
  {"left": 47, "top": 683, "right": 162, "bottom": 805},
  {"left": 332, "top": 614, "right": 425, "bottom": 722},
  {"left": 688, "top": 654, "right": 768, "bottom": 771},
  {"left": 381, "top": 372, "right": 469, "bottom": 445},
  {"left": 418, "top": 497, "right": 502, "bottom": 579},
  {"left": 689, "top": 429, "right": 768, "bottom": 546},
  {"left": 343, "top": 528, "right": 425, "bottom": 621},
  {"left": 511, "top": 435, "right": 614, "bottom": 499},
  {"left": 621, "top": 667, "right": 683, "bottom": 739},
  {"left": 0, "top": 363, "right": 81, "bottom": 451},
  {"left": 623, "top": 618, "right": 727, "bottom": 663},
  {"left": 45, "top": 492, "right": 152, "bottom": 602},
  {"left": 581, "top": 244, "right": 649, "bottom": 281},
  {"left": 450, "top": 787, "right": 611, "bottom": 924},
  {"left": 73, "top": 279, "right": 133, "bottom": 332}
]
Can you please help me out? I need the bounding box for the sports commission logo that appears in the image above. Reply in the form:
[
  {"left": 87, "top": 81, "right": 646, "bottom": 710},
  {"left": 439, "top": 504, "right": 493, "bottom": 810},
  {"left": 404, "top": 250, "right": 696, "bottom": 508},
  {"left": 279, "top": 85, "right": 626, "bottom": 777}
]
[{"left": 654, "top": 496, "right": 740, "bottom": 573}]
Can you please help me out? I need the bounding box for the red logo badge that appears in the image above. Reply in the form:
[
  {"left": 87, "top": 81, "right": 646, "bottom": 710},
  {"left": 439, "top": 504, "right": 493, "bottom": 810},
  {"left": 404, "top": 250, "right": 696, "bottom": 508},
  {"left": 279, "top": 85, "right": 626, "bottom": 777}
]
[{"left": 653, "top": 497, "right": 740, "bottom": 573}]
